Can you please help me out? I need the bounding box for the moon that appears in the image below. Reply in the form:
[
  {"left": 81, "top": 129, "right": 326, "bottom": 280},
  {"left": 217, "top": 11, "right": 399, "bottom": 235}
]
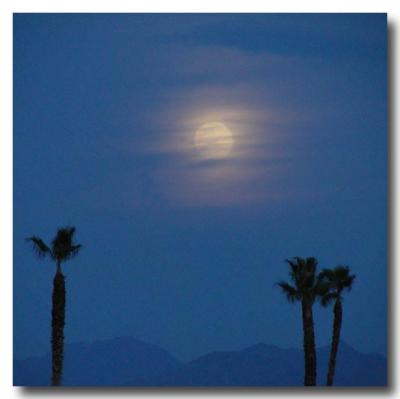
[{"left": 194, "top": 122, "right": 234, "bottom": 159}]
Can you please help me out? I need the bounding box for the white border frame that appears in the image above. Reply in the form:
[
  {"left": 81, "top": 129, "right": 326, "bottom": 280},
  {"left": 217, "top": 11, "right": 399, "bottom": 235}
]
[{"left": 1, "top": 1, "right": 397, "bottom": 398}]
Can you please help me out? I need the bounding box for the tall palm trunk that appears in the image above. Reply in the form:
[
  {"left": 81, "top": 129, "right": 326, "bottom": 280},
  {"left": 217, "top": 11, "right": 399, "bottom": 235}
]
[
  {"left": 51, "top": 263, "right": 66, "bottom": 386},
  {"left": 301, "top": 299, "right": 316, "bottom": 386},
  {"left": 326, "top": 299, "right": 342, "bottom": 386}
]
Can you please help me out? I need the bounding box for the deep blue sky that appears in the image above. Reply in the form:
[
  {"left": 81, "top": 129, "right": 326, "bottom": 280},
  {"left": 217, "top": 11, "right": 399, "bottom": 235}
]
[{"left": 14, "top": 13, "right": 387, "bottom": 361}]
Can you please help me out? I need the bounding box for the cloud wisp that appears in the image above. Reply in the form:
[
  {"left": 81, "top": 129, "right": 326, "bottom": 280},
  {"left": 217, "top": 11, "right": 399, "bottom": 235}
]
[
  {"left": 116, "top": 43, "right": 321, "bottom": 208},
  {"left": 145, "top": 83, "right": 294, "bottom": 207}
]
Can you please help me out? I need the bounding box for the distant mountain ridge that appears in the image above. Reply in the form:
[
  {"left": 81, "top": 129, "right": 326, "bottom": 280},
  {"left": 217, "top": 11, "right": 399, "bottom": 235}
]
[
  {"left": 14, "top": 336, "right": 387, "bottom": 387},
  {"left": 14, "top": 336, "right": 182, "bottom": 386}
]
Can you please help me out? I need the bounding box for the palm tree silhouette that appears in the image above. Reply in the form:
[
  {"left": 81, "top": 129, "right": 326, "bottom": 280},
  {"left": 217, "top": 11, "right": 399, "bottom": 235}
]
[
  {"left": 26, "top": 226, "right": 82, "bottom": 386},
  {"left": 318, "top": 265, "right": 356, "bottom": 386},
  {"left": 277, "top": 257, "right": 326, "bottom": 386}
]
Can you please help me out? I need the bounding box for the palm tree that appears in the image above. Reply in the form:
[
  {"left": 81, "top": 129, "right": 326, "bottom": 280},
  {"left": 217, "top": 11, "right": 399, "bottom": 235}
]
[
  {"left": 318, "top": 265, "right": 356, "bottom": 386},
  {"left": 277, "top": 256, "right": 327, "bottom": 386},
  {"left": 26, "top": 226, "right": 81, "bottom": 386}
]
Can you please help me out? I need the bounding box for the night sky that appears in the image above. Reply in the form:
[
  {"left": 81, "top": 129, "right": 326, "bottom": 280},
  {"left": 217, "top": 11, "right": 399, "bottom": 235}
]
[{"left": 14, "top": 13, "right": 387, "bottom": 362}]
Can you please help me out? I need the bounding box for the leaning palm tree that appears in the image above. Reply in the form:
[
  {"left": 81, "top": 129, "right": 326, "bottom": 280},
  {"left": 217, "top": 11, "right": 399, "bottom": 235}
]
[
  {"left": 26, "top": 226, "right": 81, "bottom": 386},
  {"left": 318, "top": 265, "right": 356, "bottom": 386},
  {"left": 277, "top": 257, "right": 327, "bottom": 386}
]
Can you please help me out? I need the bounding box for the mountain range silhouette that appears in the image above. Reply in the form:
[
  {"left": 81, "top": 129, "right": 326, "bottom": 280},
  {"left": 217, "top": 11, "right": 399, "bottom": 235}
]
[{"left": 14, "top": 336, "right": 386, "bottom": 386}]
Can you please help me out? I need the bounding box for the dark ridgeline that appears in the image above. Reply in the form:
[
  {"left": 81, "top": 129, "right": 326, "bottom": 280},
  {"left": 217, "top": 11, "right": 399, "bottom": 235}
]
[
  {"left": 26, "top": 226, "right": 82, "bottom": 386},
  {"left": 277, "top": 257, "right": 328, "bottom": 386},
  {"left": 14, "top": 337, "right": 386, "bottom": 386},
  {"left": 318, "top": 266, "right": 356, "bottom": 386}
]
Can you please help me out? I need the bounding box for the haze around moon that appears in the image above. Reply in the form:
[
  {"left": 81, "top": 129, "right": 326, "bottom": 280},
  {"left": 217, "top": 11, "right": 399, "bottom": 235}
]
[{"left": 194, "top": 122, "right": 234, "bottom": 160}]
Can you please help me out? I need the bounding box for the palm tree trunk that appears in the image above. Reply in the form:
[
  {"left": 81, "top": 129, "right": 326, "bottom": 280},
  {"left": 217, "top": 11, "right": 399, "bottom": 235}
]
[
  {"left": 301, "top": 300, "right": 317, "bottom": 386},
  {"left": 51, "top": 263, "right": 65, "bottom": 386},
  {"left": 326, "top": 299, "right": 342, "bottom": 386}
]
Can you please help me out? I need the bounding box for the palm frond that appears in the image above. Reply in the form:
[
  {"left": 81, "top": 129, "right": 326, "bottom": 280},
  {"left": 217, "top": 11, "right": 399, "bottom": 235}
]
[
  {"left": 334, "top": 265, "right": 356, "bottom": 291},
  {"left": 283, "top": 256, "right": 320, "bottom": 299},
  {"left": 326, "top": 265, "right": 356, "bottom": 291},
  {"left": 277, "top": 281, "right": 300, "bottom": 303},
  {"left": 286, "top": 257, "right": 304, "bottom": 289},
  {"left": 285, "top": 258, "right": 299, "bottom": 277},
  {"left": 26, "top": 236, "right": 51, "bottom": 258},
  {"left": 319, "top": 291, "right": 338, "bottom": 307},
  {"left": 345, "top": 274, "right": 356, "bottom": 291},
  {"left": 70, "top": 244, "right": 82, "bottom": 258},
  {"left": 291, "top": 256, "right": 309, "bottom": 267},
  {"left": 318, "top": 268, "right": 334, "bottom": 281},
  {"left": 317, "top": 265, "right": 356, "bottom": 304},
  {"left": 52, "top": 226, "right": 82, "bottom": 262},
  {"left": 314, "top": 276, "right": 330, "bottom": 293}
]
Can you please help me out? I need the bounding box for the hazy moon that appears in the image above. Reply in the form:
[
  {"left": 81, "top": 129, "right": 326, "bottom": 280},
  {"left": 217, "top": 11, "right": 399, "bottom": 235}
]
[{"left": 194, "top": 122, "right": 234, "bottom": 159}]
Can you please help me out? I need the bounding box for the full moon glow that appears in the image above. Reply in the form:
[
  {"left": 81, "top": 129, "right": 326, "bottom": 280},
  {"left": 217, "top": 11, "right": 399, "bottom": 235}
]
[{"left": 194, "top": 122, "right": 234, "bottom": 159}]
